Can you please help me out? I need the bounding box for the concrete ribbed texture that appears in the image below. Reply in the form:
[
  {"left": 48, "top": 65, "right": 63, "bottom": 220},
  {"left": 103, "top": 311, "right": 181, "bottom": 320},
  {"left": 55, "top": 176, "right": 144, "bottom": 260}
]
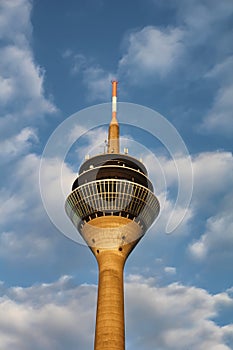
[
  {"left": 108, "top": 124, "right": 119, "bottom": 153},
  {"left": 94, "top": 251, "right": 125, "bottom": 350},
  {"left": 81, "top": 216, "right": 142, "bottom": 350}
]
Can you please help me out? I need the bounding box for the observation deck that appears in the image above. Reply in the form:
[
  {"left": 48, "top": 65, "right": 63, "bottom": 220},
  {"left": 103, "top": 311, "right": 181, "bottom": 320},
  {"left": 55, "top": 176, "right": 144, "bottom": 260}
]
[{"left": 65, "top": 153, "right": 160, "bottom": 234}]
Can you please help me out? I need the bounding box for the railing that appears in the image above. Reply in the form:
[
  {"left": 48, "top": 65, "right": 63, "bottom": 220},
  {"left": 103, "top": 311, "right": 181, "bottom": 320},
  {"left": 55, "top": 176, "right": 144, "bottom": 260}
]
[{"left": 65, "top": 179, "right": 160, "bottom": 231}]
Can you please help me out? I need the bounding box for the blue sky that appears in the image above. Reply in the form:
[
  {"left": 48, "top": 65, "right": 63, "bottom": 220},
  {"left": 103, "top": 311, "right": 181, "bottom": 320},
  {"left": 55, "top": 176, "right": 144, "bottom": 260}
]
[{"left": 0, "top": 0, "right": 233, "bottom": 349}]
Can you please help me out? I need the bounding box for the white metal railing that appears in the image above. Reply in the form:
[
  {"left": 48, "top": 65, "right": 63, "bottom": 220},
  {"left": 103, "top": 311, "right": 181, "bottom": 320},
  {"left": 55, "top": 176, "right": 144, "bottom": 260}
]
[{"left": 65, "top": 179, "right": 159, "bottom": 230}]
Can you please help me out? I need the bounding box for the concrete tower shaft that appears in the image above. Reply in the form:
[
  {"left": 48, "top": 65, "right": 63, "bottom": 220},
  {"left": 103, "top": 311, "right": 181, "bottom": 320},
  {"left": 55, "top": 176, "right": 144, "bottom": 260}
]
[
  {"left": 84, "top": 216, "right": 142, "bottom": 350},
  {"left": 65, "top": 82, "right": 160, "bottom": 350}
]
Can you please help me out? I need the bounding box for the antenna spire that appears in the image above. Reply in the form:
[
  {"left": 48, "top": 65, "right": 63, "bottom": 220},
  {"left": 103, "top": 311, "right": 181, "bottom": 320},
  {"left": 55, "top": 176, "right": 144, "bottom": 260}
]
[{"left": 108, "top": 80, "right": 119, "bottom": 153}]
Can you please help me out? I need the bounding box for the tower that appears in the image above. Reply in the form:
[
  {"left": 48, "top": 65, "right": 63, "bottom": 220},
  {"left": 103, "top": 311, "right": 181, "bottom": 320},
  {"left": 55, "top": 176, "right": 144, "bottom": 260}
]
[{"left": 65, "top": 82, "right": 160, "bottom": 350}]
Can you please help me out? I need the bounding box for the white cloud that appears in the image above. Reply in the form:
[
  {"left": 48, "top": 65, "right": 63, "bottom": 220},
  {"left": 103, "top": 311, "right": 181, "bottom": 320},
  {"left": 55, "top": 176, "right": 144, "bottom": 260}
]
[
  {"left": 141, "top": 152, "right": 193, "bottom": 236},
  {"left": 68, "top": 124, "right": 88, "bottom": 144},
  {"left": 0, "top": 231, "right": 52, "bottom": 260},
  {"left": 200, "top": 55, "right": 233, "bottom": 135},
  {"left": 74, "top": 126, "right": 108, "bottom": 160},
  {"left": 0, "top": 192, "right": 26, "bottom": 226},
  {"left": 153, "top": 191, "right": 193, "bottom": 237},
  {"left": 0, "top": 148, "right": 92, "bottom": 277},
  {"left": 0, "top": 45, "right": 56, "bottom": 114},
  {"left": 63, "top": 0, "right": 233, "bottom": 110},
  {"left": 0, "top": 277, "right": 96, "bottom": 350},
  {"left": 119, "top": 26, "right": 184, "bottom": 81},
  {"left": 83, "top": 66, "right": 115, "bottom": 101},
  {"left": 184, "top": 151, "right": 233, "bottom": 262},
  {"left": 189, "top": 236, "right": 206, "bottom": 260},
  {"left": 164, "top": 266, "right": 176, "bottom": 275},
  {"left": 150, "top": 151, "right": 233, "bottom": 213},
  {"left": 201, "top": 83, "right": 233, "bottom": 135},
  {"left": 0, "top": 127, "right": 38, "bottom": 161},
  {"left": 125, "top": 276, "right": 233, "bottom": 350},
  {"left": 173, "top": 0, "right": 233, "bottom": 47},
  {"left": 63, "top": 50, "right": 116, "bottom": 102},
  {"left": 0, "top": 0, "right": 56, "bottom": 139},
  {"left": 139, "top": 150, "right": 233, "bottom": 275},
  {"left": 0, "top": 76, "right": 14, "bottom": 104},
  {"left": 0, "top": 152, "right": 77, "bottom": 260},
  {"left": 71, "top": 53, "right": 87, "bottom": 74},
  {"left": 64, "top": 26, "right": 184, "bottom": 96},
  {"left": 0, "top": 275, "right": 232, "bottom": 350},
  {"left": 168, "top": 0, "right": 233, "bottom": 136},
  {"left": 191, "top": 152, "right": 233, "bottom": 207},
  {"left": 0, "top": 0, "right": 32, "bottom": 45},
  {"left": 189, "top": 208, "right": 233, "bottom": 262},
  {"left": 205, "top": 56, "right": 233, "bottom": 83}
]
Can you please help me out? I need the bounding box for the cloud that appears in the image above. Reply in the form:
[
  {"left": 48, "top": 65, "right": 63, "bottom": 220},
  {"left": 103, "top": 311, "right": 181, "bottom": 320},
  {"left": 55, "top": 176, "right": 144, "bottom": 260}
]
[
  {"left": 63, "top": 50, "right": 116, "bottom": 101},
  {"left": 0, "top": 192, "right": 26, "bottom": 227},
  {"left": 134, "top": 150, "right": 233, "bottom": 285},
  {"left": 0, "top": 158, "right": 48, "bottom": 261},
  {"left": 0, "top": 276, "right": 96, "bottom": 350},
  {"left": 0, "top": 0, "right": 56, "bottom": 139},
  {"left": 184, "top": 151, "right": 233, "bottom": 264},
  {"left": 0, "top": 45, "right": 56, "bottom": 115},
  {"left": 0, "top": 147, "right": 95, "bottom": 285},
  {"left": 62, "top": 0, "right": 233, "bottom": 122},
  {"left": 0, "top": 0, "right": 32, "bottom": 45},
  {"left": 201, "top": 57, "right": 233, "bottom": 135},
  {"left": 0, "top": 231, "right": 52, "bottom": 261},
  {"left": 73, "top": 126, "right": 108, "bottom": 160},
  {"left": 0, "top": 152, "right": 76, "bottom": 262},
  {"left": 125, "top": 276, "right": 233, "bottom": 350},
  {"left": 165, "top": 0, "right": 233, "bottom": 135},
  {"left": 187, "top": 152, "right": 233, "bottom": 265},
  {"left": 150, "top": 151, "right": 232, "bottom": 213},
  {"left": 164, "top": 266, "right": 176, "bottom": 275},
  {"left": 63, "top": 24, "right": 185, "bottom": 100},
  {"left": 0, "top": 76, "right": 14, "bottom": 104},
  {"left": 0, "top": 125, "right": 111, "bottom": 265},
  {"left": 119, "top": 26, "right": 184, "bottom": 82},
  {"left": 205, "top": 56, "right": 233, "bottom": 83},
  {"left": 0, "top": 9, "right": 70, "bottom": 253},
  {"left": 1, "top": 275, "right": 232, "bottom": 350},
  {"left": 139, "top": 151, "right": 194, "bottom": 237},
  {"left": 83, "top": 66, "right": 115, "bottom": 101},
  {"left": 189, "top": 206, "right": 233, "bottom": 262},
  {"left": 166, "top": 0, "right": 233, "bottom": 50},
  {"left": 70, "top": 53, "right": 87, "bottom": 75},
  {"left": 191, "top": 152, "right": 233, "bottom": 209},
  {"left": 0, "top": 127, "right": 38, "bottom": 162}
]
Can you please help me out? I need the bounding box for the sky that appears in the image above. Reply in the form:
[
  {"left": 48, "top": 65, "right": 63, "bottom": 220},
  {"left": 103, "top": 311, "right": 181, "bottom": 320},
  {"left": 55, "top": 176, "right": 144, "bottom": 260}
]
[{"left": 0, "top": 0, "right": 233, "bottom": 349}]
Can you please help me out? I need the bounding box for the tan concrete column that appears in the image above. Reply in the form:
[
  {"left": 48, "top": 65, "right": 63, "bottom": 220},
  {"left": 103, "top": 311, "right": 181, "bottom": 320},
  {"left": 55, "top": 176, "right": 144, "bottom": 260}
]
[
  {"left": 108, "top": 122, "right": 119, "bottom": 153},
  {"left": 94, "top": 250, "right": 125, "bottom": 350}
]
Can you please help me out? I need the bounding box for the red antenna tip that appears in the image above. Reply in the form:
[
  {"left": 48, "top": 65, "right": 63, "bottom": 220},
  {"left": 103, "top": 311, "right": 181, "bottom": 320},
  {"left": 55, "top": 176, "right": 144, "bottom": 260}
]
[{"left": 112, "top": 80, "right": 118, "bottom": 97}]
